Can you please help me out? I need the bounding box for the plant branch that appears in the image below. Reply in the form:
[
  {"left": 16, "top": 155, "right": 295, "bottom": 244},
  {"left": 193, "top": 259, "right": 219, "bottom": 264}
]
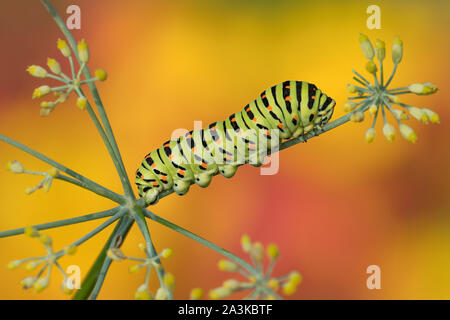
[
  {"left": 0, "top": 207, "right": 120, "bottom": 238},
  {"left": 55, "top": 208, "right": 125, "bottom": 258},
  {"left": 41, "top": 0, "right": 135, "bottom": 200},
  {"left": 133, "top": 205, "right": 172, "bottom": 299},
  {"left": 72, "top": 216, "right": 133, "bottom": 299},
  {"left": 87, "top": 214, "right": 134, "bottom": 300},
  {"left": 144, "top": 209, "right": 257, "bottom": 276},
  {"left": 0, "top": 133, "right": 125, "bottom": 204}
]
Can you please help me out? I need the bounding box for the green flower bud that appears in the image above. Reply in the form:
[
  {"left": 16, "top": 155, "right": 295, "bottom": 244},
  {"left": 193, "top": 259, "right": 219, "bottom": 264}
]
[
  {"left": 392, "top": 36, "right": 403, "bottom": 64},
  {"left": 359, "top": 33, "right": 375, "bottom": 60}
]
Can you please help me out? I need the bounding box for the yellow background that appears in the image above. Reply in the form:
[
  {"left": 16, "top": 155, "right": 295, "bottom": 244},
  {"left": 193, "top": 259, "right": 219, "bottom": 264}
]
[{"left": 0, "top": 0, "right": 449, "bottom": 299}]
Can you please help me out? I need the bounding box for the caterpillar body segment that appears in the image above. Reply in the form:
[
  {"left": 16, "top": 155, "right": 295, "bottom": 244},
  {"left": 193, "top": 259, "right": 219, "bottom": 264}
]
[{"left": 136, "top": 81, "right": 336, "bottom": 205}]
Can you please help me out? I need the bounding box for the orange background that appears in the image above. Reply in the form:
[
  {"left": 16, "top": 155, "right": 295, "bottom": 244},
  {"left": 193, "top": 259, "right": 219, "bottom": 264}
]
[{"left": 0, "top": 0, "right": 449, "bottom": 299}]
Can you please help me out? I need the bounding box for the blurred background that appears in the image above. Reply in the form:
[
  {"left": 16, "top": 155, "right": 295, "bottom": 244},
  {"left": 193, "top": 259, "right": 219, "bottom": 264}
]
[{"left": 0, "top": 0, "right": 449, "bottom": 299}]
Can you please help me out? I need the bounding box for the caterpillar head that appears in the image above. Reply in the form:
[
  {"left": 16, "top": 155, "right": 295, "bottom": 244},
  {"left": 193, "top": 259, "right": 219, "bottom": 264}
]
[{"left": 316, "top": 95, "right": 336, "bottom": 127}]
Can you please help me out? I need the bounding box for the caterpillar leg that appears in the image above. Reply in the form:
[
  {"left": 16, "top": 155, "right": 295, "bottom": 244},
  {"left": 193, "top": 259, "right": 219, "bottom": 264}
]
[
  {"left": 144, "top": 189, "right": 159, "bottom": 205},
  {"left": 218, "top": 164, "right": 238, "bottom": 178},
  {"left": 195, "top": 173, "right": 213, "bottom": 188},
  {"left": 292, "top": 126, "right": 304, "bottom": 138},
  {"left": 173, "top": 179, "right": 191, "bottom": 196}
]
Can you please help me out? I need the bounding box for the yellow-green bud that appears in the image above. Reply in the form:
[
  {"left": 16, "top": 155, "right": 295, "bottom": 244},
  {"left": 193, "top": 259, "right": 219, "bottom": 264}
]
[
  {"left": 48, "top": 167, "right": 59, "bottom": 178},
  {"left": 7, "top": 260, "right": 22, "bottom": 270},
  {"left": 5, "top": 160, "right": 24, "bottom": 174},
  {"left": 368, "top": 105, "right": 378, "bottom": 116},
  {"left": 20, "top": 277, "right": 36, "bottom": 289},
  {"left": 76, "top": 97, "right": 87, "bottom": 110},
  {"left": 289, "top": 271, "right": 303, "bottom": 285},
  {"left": 47, "top": 58, "right": 61, "bottom": 74},
  {"left": 251, "top": 242, "right": 264, "bottom": 262},
  {"left": 267, "top": 243, "right": 279, "bottom": 259},
  {"left": 57, "top": 39, "right": 71, "bottom": 57},
  {"left": 350, "top": 111, "right": 364, "bottom": 122},
  {"left": 365, "top": 60, "right": 378, "bottom": 74},
  {"left": 64, "top": 245, "right": 77, "bottom": 255},
  {"left": 24, "top": 226, "right": 37, "bottom": 238},
  {"left": 134, "top": 284, "right": 152, "bottom": 300},
  {"left": 61, "top": 279, "right": 74, "bottom": 295},
  {"left": 282, "top": 281, "right": 297, "bottom": 296},
  {"left": 33, "top": 277, "right": 49, "bottom": 293},
  {"left": 161, "top": 248, "right": 173, "bottom": 258},
  {"left": 365, "top": 128, "right": 375, "bottom": 143},
  {"left": 388, "top": 94, "right": 401, "bottom": 103},
  {"left": 107, "top": 248, "right": 126, "bottom": 261},
  {"left": 128, "top": 265, "right": 141, "bottom": 274},
  {"left": 383, "top": 123, "right": 396, "bottom": 142},
  {"left": 346, "top": 84, "right": 357, "bottom": 94},
  {"left": 24, "top": 187, "right": 35, "bottom": 195},
  {"left": 209, "top": 287, "right": 232, "bottom": 300},
  {"left": 32, "top": 85, "right": 51, "bottom": 99},
  {"left": 267, "top": 278, "right": 279, "bottom": 291},
  {"left": 241, "top": 234, "right": 252, "bottom": 253},
  {"left": 223, "top": 279, "right": 240, "bottom": 290},
  {"left": 163, "top": 272, "right": 175, "bottom": 289},
  {"left": 358, "top": 33, "right": 375, "bottom": 60},
  {"left": 39, "top": 234, "right": 52, "bottom": 246},
  {"left": 25, "top": 261, "right": 39, "bottom": 272},
  {"left": 155, "top": 287, "right": 169, "bottom": 300},
  {"left": 190, "top": 288, "right": 203, "bottom": 300},
  {"left": 40, "top": 101, "right": 55, "bottom": 109},
  {"left": 343, "top": 101, "right": 357, "bottom": 113},
  {"left": 392, "top": 109, "right": 408, "bottom": 121},
  {"left": 95, "top": 69, "right": 108, "bottom": 81},
  {"left": 375, "top": 39, "right": 386, "bottom": 61},
  {"left": 77, "top": 39, "right": 89, "bottom": 63},
  {"left": 408, "top": 83, "right": 438, "bottom": 95},
  {"left": 422, "top": 108, "right": 440, "bottom": 124},
  {"left": 40, "top": 108, "right": 51, "bottom": 117},
  {"left": 218, "top": 259, "right": 238, "bottom": 272},
  {"left": 399, "top": 124, "right": 418, "bottom": 143},
  {"left": 408, "top": 107, "right": 429, "bottom": 124},
  {"left": 392, "top": 36, "right": 403, "bottom": 64},
  {"left": 27, "top": 65, "right": 48, "bottom": 78}
]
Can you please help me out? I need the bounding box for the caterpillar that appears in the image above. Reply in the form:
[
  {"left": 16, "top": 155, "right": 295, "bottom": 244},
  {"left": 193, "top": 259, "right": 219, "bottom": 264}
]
[{"left": 135, "top": 81, "right": 336, "bottom": 205}]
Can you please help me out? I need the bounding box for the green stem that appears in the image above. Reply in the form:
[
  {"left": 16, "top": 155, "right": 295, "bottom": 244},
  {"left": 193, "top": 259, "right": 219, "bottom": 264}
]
[
  {"left": 88, "top": 214, "right": 134, "bottom": 300},
  {"left": 348, "top": 95, "right": 371, "bottom": 100},
  {"left": 72, "top": 216, "right": 133, "bottom": 300},
  {"left": 384, "top": 63, "right": 398, "bottom": 89},
  {"left": 0, "top": 207, "right": 120, "bottom": 238},
  {"left": 55, "top": 209, "right": 125, "bottom": 258},
  {"left": 352, "top": 76, "right": 369, "bottom": 87},
  {"left": 279, "top": 99, "right": 374, "bottom": 151},
  {"left": 69, "top": 57, "right": 76, "bottom": 79},
  {"left": 389, "top": 91, "right": 410, "bottom": 95},
  {"left": 133, "top": 205, "right": 171, "bottom": 299},
  {"left": 41, "top": 0, "right": 134, "bottom": 200},
  {"left": 387, "top": 87, "right": 409, "bottom": 92},
  {"left": 0, "top": 133, "right": 125, "bottom": 204},
  {"left": 352, "top": 69, "right": 371, "bottom": 85},
  {"left": 144, "top": 209, "right": 257, "bottom": 276},
  {"left": 47, "top": 73, "right": 68, "bottom": 83},
  {"left": 55, "top": 174, "right": 123, "bottom": 203},
  {"left": 380, "top": 60, "right": 384, "bottom": 87}
]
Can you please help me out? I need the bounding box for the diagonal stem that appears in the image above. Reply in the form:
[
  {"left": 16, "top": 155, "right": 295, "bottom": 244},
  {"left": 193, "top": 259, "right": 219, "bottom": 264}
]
[
  {"left": 144, "top": 209, "right": 257, "bottom": 276},
  {"left": 41, "top": 0, "right": 134, "bottom": 199},
  {"left": 0, "top": 207, "right": 120, "bottom": 238},
  {"left": 0, "top": 133, "right": 124, "bottom": 204},
  {"left": 87, "top": 214, "right": 134, "bottom": 300},
  {"left": 133, "top": 205, "right": 172, "bottom": 299}
]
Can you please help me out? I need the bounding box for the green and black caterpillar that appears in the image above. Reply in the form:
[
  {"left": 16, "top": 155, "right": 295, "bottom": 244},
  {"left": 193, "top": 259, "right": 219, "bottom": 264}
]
[{"left": 135, "top": 81, "right": 336, "bottom": 205}]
